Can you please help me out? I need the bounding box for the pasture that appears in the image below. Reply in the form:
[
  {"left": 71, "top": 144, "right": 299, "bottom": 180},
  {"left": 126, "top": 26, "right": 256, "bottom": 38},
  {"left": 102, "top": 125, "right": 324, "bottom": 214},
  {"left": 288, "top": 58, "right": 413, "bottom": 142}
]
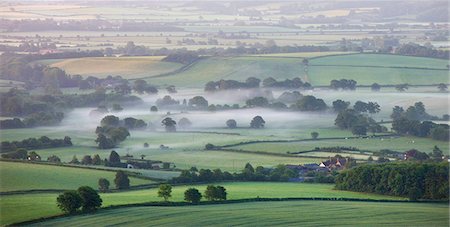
[
  {"left": 0, "top": 161, "right": 152, "bottom": 192},
  {"left": 38, "top": 56, "right": 184, "bottom": 79},
  {"left": 0, "top": 182, "right": 404, "bottom": 226},
  {"left": 29, "top": 201, "right": 449, "bottom": 227},
  {"left": 231, "top": 136, "right": 450, "bottom": 155},
  {"left": 146, "top": 54, "right": 450, "bottom": 87}
]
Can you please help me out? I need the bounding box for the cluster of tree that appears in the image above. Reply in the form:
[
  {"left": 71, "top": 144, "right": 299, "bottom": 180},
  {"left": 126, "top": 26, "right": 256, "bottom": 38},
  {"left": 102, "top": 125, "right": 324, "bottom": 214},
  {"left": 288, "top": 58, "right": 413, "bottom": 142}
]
[
  {"left": 390, "top": 103, "right": 449, "bottom": 141},
  {"left": 0, "top": 88, "right": 142, "bottom": 126},
  {"left": 162, "top": 51, "right": 199, "bottom": 64},
  {"left": 394, "top": 43, "right": 449, "bottom": 60},
  {"left": 352, "top": 101, "right": 380, "bottom": 114},
  {"left": 205, "top": 77, "right": 311, "bottom": 92},
  {"left": 292, "top": 95, "right": 327, "bottom": 111},
  {"left": 56, "top": 186, "right": 102, "bottom": 214},
  {"left": 330, "top": 79, "right": 357, "bottom": 90},
  {"left": 97, "top": 170, "right": 130, "bottom": 192},
  {"left": 171, "top": 163, "right": 298, "bottom": 183},
  {"left": 335, "top": 109, "right": 387, "bottom": 136},
  {"left": 95, "top": 116, "right": 132, "bottom": 149},
  {"left": 0, "top": 111, "right": 64, "bottom": 129},
  {"left": 262, "top": 77, "right": 311, "bottom": 89},
  {"left": 277, "top": 91, "right": 303, "bottom": 103},
  {"left": 0, "top": 136, "right": 72, "bottom": 153},
  {"left": 133, "top": 80, "right": 158, "bottom": 94},
  {"left": 157, "top": 184, "right": 226, "bottom": 203},
  {"left": 391, "top": 102, "right": 434, "bottom": 121},
  {"left": 404, "top": 146, "right": 446, "bottom": 162},
  {"left": 244, "top": 95, "right": 326, "bottom": 112},
  {"left": 392, "top": 118, "right": 449, "bottom": 141},
  {"left": 6, "top": 150, "right": 34, "bottom": 161},
  {"left": 335, "top": 162, "right": 449, "bottom": 200}
]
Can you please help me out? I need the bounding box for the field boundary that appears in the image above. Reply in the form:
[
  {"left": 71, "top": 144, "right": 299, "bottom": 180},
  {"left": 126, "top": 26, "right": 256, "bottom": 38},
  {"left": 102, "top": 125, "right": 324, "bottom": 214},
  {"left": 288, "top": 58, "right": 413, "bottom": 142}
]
[
  {"left": 218, "top": 134, "right": 396, "bottom": 148},
  {"left": 10, "top": 196, "right": 448, "bottom": 226},
  {"left": 132, "top": 56, "right": 207, "bottom": 80},
  {"left": 0, "top": 159, "right": 171, "bottom": 182},
  {"left": 309, "top": 64, "right": 448, "bottom": 71}
]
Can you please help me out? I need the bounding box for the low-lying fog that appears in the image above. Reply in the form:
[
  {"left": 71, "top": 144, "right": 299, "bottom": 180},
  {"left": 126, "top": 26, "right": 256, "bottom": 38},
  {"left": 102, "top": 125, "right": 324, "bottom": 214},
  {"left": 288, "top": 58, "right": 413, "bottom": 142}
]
[{"left": 55, "top": 87, "right": 448, "bottom": 133}]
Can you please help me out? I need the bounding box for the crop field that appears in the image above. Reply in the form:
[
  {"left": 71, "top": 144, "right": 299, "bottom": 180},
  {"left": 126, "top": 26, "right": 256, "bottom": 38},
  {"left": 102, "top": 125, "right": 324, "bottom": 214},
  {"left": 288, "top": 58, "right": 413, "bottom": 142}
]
[
  {"left": 0, "top": 161, "right": 152, "bottom": 192},
  {"left": 32, "top": 201, "right": 449, "bottom": 227},
  {"left": 0, "top": 182, "right": 405, "bottom": 225},
  {"left": 38, "top": 57, "right": 183, "bottom": 79}
]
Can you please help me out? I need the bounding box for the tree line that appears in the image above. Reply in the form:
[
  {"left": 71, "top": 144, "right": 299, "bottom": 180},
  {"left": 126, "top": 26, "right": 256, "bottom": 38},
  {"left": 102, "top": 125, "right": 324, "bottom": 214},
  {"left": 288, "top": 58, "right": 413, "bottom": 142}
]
[
  {"left": 335, "top": 162, "right": 449, "bottom": 200},
  {"left": 391, "top": 102, "right": 449, "bottom": 141},
  {"left": 0, "top": 136, "right": 72, "bottom": 153},
  {"left": 205, "top": 77, "right": 311, "bottom": 92},
  {"left": 171, "top": 163, "right": 298, "bottom": 184}
]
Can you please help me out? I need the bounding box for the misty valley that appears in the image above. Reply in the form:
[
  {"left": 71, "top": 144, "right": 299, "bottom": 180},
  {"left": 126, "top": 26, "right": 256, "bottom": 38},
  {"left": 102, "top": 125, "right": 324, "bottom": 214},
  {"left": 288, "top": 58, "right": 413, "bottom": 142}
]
[{"left": 0, "top": 0, "right": 449, "bottom": 226}]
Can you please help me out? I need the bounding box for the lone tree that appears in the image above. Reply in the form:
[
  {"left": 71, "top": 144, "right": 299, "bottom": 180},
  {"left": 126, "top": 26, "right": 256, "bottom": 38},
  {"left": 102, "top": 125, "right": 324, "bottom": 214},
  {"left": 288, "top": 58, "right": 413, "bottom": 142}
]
[
  {"left": 98, "top": 178, "right": 110, "bottom": 192},
  {"left": 371, "top": 83, "right": 381, "bottom": 92},
  {"left": 162, "top": 117, "right": 177, "bottom": 132},
  {"left": 250, "top": 116, "right": 265, "bottom": 129},
  {"left": 114, "top": 171, "right": 130, "bottom": 189},
  {"left": 178, "top": 117, "right": 192, "bottom": 130},
  {"left": 109, "top": 150, "right": 121, "bottom": 164},
  {"left": 157, "top": 184, "right": 172, "bottom": 202},
  {"left": 437, "top": 83, "right": 448, "bottom": 92},
  {"left": 77, "top": 186, "right": 102, "bottom": 212},
  {"left": 311, "top": 132, "right": 319, "bottom": 139},
  {"left": 56, "top": 190, "right": 82, "bottom": 214},
  {"left": 150, "top": 106, "right": 158, "bottom": 112},
  {"left": 184, "top": 188, "right": 202, "bottom": 204},
  {"left": 226, "top": 119, "right": 237, "bottom": 129}
]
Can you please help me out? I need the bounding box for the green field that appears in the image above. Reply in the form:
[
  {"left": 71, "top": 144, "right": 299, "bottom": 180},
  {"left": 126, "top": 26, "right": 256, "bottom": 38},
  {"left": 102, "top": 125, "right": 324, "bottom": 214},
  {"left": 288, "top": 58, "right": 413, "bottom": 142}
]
[
  {"left": 38, "top": 56, "right": 184, "bottom": 79},
  {"left": 0, "top": 182, "right": 404, "bottom": 226},
  {"left": 310, "top": 54, "right": 449, "bottom": 69},
  {"left": 146, "top": 54, "right": 449, "bottom": 88},
  {"left": 0, "top": 161, "right": 152, "bottom": 192},
  {"left": 28, "top": 201, "right": 449, "bottom": 227},
  {"left": 232, "top": 136, "right": 450, "bottom": 155}
]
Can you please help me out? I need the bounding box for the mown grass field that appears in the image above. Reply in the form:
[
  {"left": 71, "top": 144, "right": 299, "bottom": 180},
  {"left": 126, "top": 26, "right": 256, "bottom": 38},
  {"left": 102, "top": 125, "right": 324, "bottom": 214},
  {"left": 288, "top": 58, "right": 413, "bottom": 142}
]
[
  {"left": 310, "top": 54, "right": 449, "bottom": 69},
  {"left": 28, "top": 201, "right": 449, "bottom": 227},
  {"left": 37, "top": 56, "right": 183, "bottom": 79},
  {"left": 0, "top": 161, "right": 152, "bottom": 192},
  {"left": 147, "top": 54, "right": 449, "bottom": 88},
  {"left": 0, "top": 182, "right": 404, "bottom": 226}
]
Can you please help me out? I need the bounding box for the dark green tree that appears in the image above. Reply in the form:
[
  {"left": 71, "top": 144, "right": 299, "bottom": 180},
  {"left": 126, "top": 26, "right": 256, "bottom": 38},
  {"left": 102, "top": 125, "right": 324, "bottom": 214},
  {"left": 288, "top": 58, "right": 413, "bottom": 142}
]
[
  {"left": 158, "top": 184, "right": 172, "bottom": 202},
  {"left": 162, "top": 117, "right": 177, "bottom": 132},
  {"left": 226, "top": 119, "right": 237, "bottom": 129},
  {"left": 114, "top": 171, "right": 130, "bottom": 189},
  {"left": 250, "top": 116, "right": 265, "bottom": 129},
  {"left": 98, "top": 178, "right": 110, "bottom": 192},
  {"left": 56, "top": 190, "right": 82, "bottom": 214},
  {"left": 184, "top": 188, "right": 202, "bottom": 204},
  {"left": 77, "top": 186, "right": 102, "bottom": 212},
  {"left": 109, "top": 150, "right": 121, "bottom": 164}
]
